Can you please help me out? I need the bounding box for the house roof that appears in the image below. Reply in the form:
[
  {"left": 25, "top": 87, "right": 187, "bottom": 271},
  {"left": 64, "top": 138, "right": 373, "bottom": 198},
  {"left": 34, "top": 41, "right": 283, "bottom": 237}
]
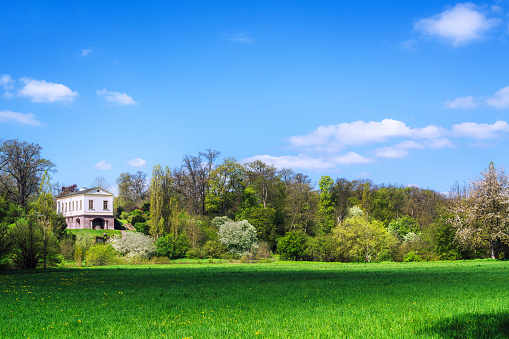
[{"left": 56, "top": 187, "right": 114, "bottom": 198}]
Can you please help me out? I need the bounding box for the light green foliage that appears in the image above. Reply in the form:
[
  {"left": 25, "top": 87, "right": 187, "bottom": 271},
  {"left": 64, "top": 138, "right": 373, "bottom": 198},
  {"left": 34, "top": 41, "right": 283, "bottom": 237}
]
[
  {"left": 317, "top": 176, "right": 335, "bottom": 234},
  {"left": 333, "top": 216, "right": 398, "bottom": 262},
  {"left": 205, "top": 157, "right": 244, "bottom": 217},
  {"left": 211, "top": 216, "right": 233, "bottom": 229},
  {"left": 217, "top": 220, "right": 258, "bottom": 257},
  {"left": 387, "top": 216, "right": 420, "bottom": 240},
  {"left": 9, "top": 217, "right": 44, "bottom": 269},
  {"left": 202, "top": 238, "right": 227, "bottom": 258},
  {"left": 149, "top": 165, "right": 174, "bottom": 237},
  {"left": 154, "top": 233, "right": 191, "bottom": 259},
  {"left": 277, "top": 230, "right": 307, "bottom": 260},
  {"left": 85, "top": 244, "right": 119, "bottom": 266},
  {"left": 347, "top": 206, "right": 364, "bottom": 218},
  {"left": 304, "top": 235, "right": 341, "bottom": 262},
  {"left": 74, "top": 246, "right": 84, "bottom": 266},
  {"left": 403, "top": 250, "right": 422, "bottom": 262},
  {"left": 110, "top": 232, "right": 155, "bottom": 259}
]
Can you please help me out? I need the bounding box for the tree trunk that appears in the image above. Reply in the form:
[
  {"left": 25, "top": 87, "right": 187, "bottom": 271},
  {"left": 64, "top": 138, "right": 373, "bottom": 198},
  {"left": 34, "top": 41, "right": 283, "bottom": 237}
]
[{"left": 491, "top": 239, "right": 496, "bottom": 259}]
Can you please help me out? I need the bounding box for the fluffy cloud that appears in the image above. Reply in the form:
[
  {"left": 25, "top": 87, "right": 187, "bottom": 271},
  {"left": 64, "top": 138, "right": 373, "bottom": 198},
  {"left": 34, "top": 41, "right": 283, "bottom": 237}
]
[
  {"left": 242, "top": 155, "right": 336, "bottom": 171},
  {"left": 244, "top": 119, "right": 509, "bottom": 173},
  {"left": 18, "top": 78, "right": 78, "bottom": 103},
  {"left": 94, "top": 160, "right": 112, "bottom": 171},
  {"left": 97, "top": 89, "right": 137, "bottom": 105},
  {"left": 127, "top": 158, "right": 147, "bottom": 167},
  {"left": 0, "top": 110, "right": 41, "bottom": 126},
  {"left": 451, "top": 121, "right": 509, "bottom": 139},
  {"left": 415, "top": 3, "right": 499, "bottom": 46},
  {"left": 444, "top": 96, "right": 477, "bottom": 109},
  {"left": 486, "top": 86, "right": 509, "bottom": 108},
  {"left": 289, "top": 119, "right": 444, "bottom": 150}
]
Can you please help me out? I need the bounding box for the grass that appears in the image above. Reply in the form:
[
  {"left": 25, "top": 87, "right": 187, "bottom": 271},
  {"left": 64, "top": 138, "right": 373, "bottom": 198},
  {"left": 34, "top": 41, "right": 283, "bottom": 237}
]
[
  {"left": 1, "top": 260, "right": 509, "bottom": 338},
  {"left": 69, "top": 229, "right": 123, "bottom": 238}
]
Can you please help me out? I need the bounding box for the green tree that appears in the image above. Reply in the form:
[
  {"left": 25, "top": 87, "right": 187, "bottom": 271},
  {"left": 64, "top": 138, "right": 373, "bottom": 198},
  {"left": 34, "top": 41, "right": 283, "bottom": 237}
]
[
  {"left": 317, "top": 176, "right": 335, "bottom": 234},
  {"left": 277, "top": 230, "right": 307, "bottom": 260},
  {"left": 149, "top": 165, "right": 174, "bottom": 238},
  {"left": 206, "top": 158, "right": 244, "bottom": 217},
  {"left": 0, "top": 139, "right": 56, "bottom": 206}
]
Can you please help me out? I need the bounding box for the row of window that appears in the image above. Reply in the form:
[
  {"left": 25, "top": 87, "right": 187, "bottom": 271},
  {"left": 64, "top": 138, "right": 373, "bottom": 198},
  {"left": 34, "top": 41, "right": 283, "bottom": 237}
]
[{"left": 62, "top": 200, "right": 108, "bottom": 212}]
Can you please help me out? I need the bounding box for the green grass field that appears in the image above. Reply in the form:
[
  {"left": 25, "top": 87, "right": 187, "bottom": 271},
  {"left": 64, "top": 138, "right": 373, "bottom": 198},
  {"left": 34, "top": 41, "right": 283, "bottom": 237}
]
[{"left": 1, "top": 260, "right": 509, "bottom": 338}]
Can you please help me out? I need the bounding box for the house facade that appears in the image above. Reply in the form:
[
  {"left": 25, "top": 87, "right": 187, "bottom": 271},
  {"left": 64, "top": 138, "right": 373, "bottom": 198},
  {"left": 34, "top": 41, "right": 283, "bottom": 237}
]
[{"left": 56, "top": 187, "right": 114, "bottom": 230}]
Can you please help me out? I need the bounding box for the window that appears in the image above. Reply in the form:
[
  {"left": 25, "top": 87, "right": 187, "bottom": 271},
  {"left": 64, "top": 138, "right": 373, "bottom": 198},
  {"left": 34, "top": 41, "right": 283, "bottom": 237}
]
[
  {"left": 103, "top": 200, "right": 108, "bottom": 210},
  {"left": 72, "top": 202, "right": 74, "bottom": 211},
  {"left": 80, "top": 200, "right": 82, "bottom": 210},
  {"left": 89, "top": 200, "right": 94, "bottom": 210},
  {"left": 65, "top": 203, "right": 67, "bottom": 212}
]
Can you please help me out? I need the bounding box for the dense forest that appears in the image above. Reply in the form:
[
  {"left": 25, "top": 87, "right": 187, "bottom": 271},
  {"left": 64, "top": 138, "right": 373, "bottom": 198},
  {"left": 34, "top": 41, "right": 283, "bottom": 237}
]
[{"left": 1, "top": 139, "right": 508, "bottom": 269}]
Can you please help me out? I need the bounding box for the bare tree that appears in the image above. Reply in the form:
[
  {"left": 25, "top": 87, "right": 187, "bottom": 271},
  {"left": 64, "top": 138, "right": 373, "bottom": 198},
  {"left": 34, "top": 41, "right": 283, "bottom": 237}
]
[
  {"left": 91, "top": 176, "right": 110, "bottom": 190},
  {"left": 0, "top": 139, "right": 56, "bottom": 206}
]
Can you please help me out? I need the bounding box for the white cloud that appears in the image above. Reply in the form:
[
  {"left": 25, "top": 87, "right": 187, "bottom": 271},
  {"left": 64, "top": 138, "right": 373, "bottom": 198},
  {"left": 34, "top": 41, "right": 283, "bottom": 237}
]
[
  {"left": 415, "top": 3, "right": 499, "bottom": 46},
  {"left": 97, "top": 89, "right": 137, "bottom": 105},
  {"left": 374, "top": 140, "right": 425, "bottom": 159},
  {"left": 486, "top": 86, "right": 509, "bottom": 108},
  {"left": 242, "top": 155, "right": 335, "bottom": 171},
  {"left": 228, "top": 33, "right": 253, "bottom": 43},
  {"left": 94, "top": 160, "right": 112, "bottom": 171},
  {"left": 330, "top": 152, "right": 374, "bottom": 165},
  {"left": 358, "top": 171, "right": 371, "bottom": 178},
  {"left": 451, "top": 121, "right": 509, "bottom": 139},
  {"left": 127, "top": 158, "right": 147, "bottom": 167},
  {"left": 425, "top": 138, "right": 453, "bottom": 149},
  {"left": 289, "top": 119, "right": 444, "bottom": 150},
  {"left": 18, "top": 78, "right": 78, "bottom": 103},
  {"left": 0, "top": 74, "right": 14, "bottom": 90},
  {"left": 444, "top": 96, "right": 477, "bottom": 109},
  {"left": 80, "top": 48, "right": 94, "bottom": 57},
  {"left": 0, "top": 110, "right": 42, "bottom": 126}
]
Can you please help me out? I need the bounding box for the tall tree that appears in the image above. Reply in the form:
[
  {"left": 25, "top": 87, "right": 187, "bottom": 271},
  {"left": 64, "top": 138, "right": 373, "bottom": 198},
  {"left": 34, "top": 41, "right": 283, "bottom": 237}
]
[
  {"left": 317, "top": 176, "right": 335, "bottom": 234},
  {"left": 0, "top": 139, "right": 56, "bottom": 206},
  {"left": 206, "top": 158, "right": 244, "bottom": 217},
  {"left": 116, "top": 171, "right": 148, "bottom": 210},
  {"left": 149, "top": 165, "right": 174, "bottom": 238},
  {"left": 455, "top": 162, "right": 509, "bottom": 259}
]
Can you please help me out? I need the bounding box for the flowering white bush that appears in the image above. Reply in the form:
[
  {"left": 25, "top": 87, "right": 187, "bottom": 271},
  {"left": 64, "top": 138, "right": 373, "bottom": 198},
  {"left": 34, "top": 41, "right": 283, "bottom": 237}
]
[
  {"left": 217, "top": 220, "right": 258, "bottom": 257},
  {"left": 110, "top": 232, "right": 156, "bottom": 259}
]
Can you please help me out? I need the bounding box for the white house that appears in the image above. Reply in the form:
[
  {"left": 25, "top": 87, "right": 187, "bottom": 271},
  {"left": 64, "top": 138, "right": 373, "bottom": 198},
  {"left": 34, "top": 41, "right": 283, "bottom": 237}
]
[{"left": 56, "top": 187, "right": 115, "bottom": 230}]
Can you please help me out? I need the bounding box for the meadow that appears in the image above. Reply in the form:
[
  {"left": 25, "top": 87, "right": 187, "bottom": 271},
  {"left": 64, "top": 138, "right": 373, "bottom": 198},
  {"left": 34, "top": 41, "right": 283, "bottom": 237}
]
[{"left": 1, "top": 260, "right": 509, "bottom": 338}]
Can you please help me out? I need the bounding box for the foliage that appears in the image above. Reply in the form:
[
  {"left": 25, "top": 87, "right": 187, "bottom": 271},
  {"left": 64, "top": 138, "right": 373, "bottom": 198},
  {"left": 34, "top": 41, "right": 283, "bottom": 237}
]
[
  {"left": 277, "top": 230, "right": 307, "bottom": 260},
  {"left": 206, "top": 157, "right": 245, "bottom": 217},
  {"left": 134, "top": 222, "right": 150, "bottom": 234},
  {"left": 202, "top": 238, "right": 227, "bottom": 258},
  {"left": 74, "top": 246, "right": 84, "bottom": 266},
  {"left": 85, "top": 244, "right": 119, "bottom": 266},
  {"left": 317, "top": 176, "right": 335, "bottom": 234},
  {"left": 0, "top": 139, "right": 56, "bottom": 206},
  {"left": 304, "top": 235, "right": 341, "bottom": 262},
  {"left": 60, "top": 237, "right": 75, "bottom": 260},
  {"left": 333, "top": 216, "right": 398, "bottom": 262},
  {"left": 403, "top": 251, "right": 422, "bottom": 262},
  {"left": 154, "top": 233, "right": 191, "bottom": 259},
  {"left": 149, "top": 165, "right": 175, "bottom": 237},
  {"left": 185, "top": 247, "right": 204, "bottom": 259},
  {"left": 217, "top": 220, "right": 258, "bottom": 257},
  {"left": 110, "top": 232, "right": 155, "bottom": 259},
  {"left": 387, "top": 216, "right": 420, "bottom": 240}
]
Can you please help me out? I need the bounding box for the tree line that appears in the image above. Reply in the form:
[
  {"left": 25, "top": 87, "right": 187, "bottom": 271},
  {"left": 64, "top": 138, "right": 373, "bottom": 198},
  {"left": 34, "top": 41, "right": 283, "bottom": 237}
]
[{"left": 1, "top": 138, "right": 509, "bottom": 269}]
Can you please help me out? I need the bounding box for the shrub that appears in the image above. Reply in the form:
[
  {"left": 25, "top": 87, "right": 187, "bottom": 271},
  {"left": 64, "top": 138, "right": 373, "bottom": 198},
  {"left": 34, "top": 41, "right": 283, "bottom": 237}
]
[
  {"left": 256, "top": 241, "right": 272, "bottom": 259},
  {"left": 155, "top": 234, "right": 191, "bottom": 259},
  {"left": 74, "top": 246, "right": 84, "bottom": 267},
  {"left": 217, "top": 220, "right": 258, "bottom": 257},
  {"left": 186, "top": 247, "right": 204, "bottom": 259},
  {"left": 134, "top": 222, "right": 150, "bottom": 235},
  {"left": 403, "top": 251, "right": 422, "bottom": 262},
  {"left": 110, "top": 232, "right": 155, "bottom": 259},
  {"left": 60, "top": 238, "right": 75, "bottom": 260},
  {"left": 85, "top": 244, "right": 119, "bottom": 266},
  {"left": 202, "top": 239, "right": 227, "bottom": 258},
  {"left": 277, "top": 231, "right": 307, "bottom": 261}
]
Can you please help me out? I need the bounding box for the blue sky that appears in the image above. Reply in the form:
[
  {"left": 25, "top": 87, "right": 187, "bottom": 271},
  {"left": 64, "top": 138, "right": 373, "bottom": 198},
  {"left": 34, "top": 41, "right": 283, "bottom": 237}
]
[{"left": 1, "top": 1, "right": 509, "bottom": 193}]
